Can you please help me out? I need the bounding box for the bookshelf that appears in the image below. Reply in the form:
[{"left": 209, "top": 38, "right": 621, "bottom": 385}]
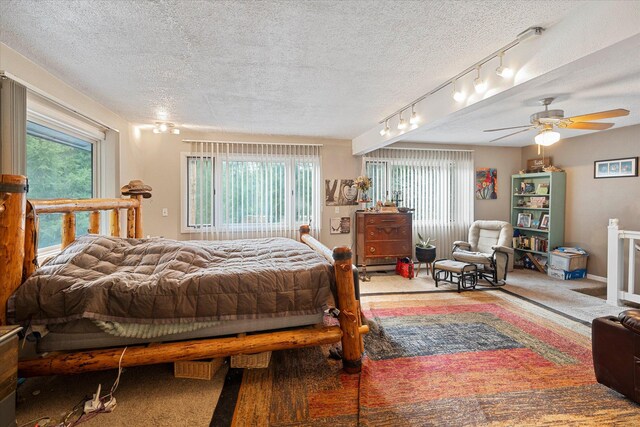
[{"left": 510, "top": 172, "right": 566, "bottom": 270}]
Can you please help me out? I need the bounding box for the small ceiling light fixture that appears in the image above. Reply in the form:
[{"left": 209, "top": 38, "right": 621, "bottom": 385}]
[
  {"left": 495, "top": 52, "right": 513, "bottom": 78},
  {"left": 379, "top": 119, "right": 390, "bottom": 136},
  {"left": 473, "top": 66, "right": 487, "bottom": 93},
  {"left": 452, "top": 80, "right": 465, "bottom": 102},
  {"left": 534, "top": 126, "right": 560, "bottom": 146},
  {"left": 409, "top": 104, "right": 420, "bottom": 125},
  {"left": 397, "top": 111, "right": 407, "bottom": 130},
  {"left": 153, "top": 122, "right": 180, "bottom": 135}
]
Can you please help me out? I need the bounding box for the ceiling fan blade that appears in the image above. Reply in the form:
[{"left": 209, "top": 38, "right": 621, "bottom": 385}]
[
  {"left": 566, "top": 109, "right": 629, "bottom": 123},
  {"left": 565, "top": 122, "right": 614, "bottom": 130},
  {"left": 483, "top": 125, "right": 532, "bottom": 132},
  {"left": 489, "top": 128, "right": 532, "bottom": 143}
]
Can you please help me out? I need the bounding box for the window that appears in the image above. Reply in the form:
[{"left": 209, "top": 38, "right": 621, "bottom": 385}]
[
  {"left": 363, "top": 148, "right": 474, "bottom": 255},
  {"left": 181, "top": 142, "right": 321, "bottom": 239},
  {"left": 26, "top": 121, "right": 95, "bottom": 249}
]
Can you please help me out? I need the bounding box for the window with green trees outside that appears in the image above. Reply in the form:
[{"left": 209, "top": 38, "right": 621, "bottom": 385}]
[{"left": 26, "top": 121, "right": 94, "bottom": 249}]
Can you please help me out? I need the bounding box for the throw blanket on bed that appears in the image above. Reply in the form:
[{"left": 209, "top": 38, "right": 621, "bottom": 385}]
[{"left": 10, "top": 235, "right": 334, "bottom": 325}]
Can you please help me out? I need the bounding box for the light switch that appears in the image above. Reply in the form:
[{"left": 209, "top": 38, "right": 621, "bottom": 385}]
[
  {"left": 162, "top": 208, "right": 169, "bottom": 217},
  {"left": 334, "top": 207, "right": 340, "bottom": 213}
]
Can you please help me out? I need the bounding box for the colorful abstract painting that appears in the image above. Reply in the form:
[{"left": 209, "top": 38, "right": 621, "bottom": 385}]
[{"left": 476, "top": 168, "right": 497, "bottom": 199}]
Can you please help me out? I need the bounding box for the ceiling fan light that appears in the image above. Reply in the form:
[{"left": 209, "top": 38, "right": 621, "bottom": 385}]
[
  {"left": 535, "top": 129, "right": 560, "bottom": 146},
  {"left": 158, "top": 123, "right": 168, "bottom": 132}
]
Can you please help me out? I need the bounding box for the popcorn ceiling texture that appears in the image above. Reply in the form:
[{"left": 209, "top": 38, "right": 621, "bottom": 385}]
[{"left": 0, "top": 0, "right": 577, "bottom": 138}]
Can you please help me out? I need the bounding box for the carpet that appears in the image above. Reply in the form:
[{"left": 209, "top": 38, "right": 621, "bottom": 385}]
[{"left": 211, "top": 291, "right": 640, "bottom": 426}]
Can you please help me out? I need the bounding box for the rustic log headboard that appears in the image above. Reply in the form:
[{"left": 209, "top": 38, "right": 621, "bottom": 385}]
[{"left": 0, "top": 174, "right": 147, "bottom": 325}]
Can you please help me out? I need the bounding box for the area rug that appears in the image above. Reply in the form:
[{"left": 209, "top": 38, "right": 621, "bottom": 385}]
[{"left": 211, "top": 291, "right": 640, "bottom": 426}]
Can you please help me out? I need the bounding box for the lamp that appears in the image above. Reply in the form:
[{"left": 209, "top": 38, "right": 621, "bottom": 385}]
[
  {"left": 495, "top": 52, "right": 513, "bottom": 78},
  {"left": 473, "top": 66, "right": 487, "bottom": 93},
  {"left": 397, "top": 111, "right": 407, "bottom": 130},
  {"left": 535, "top": 128, "right": 560, "bottom": 146},
  {"left": 452, "top": 80, "right": 465, "bottom": 102},
  {"left": 153, "top": 122, "right": 180, "bottom": 135},
  {"left": 379, "top": 119, "right": 390, "bottom": 136},
  {"left": 410, "top": 104, "right": 419, "bottom": 125}
]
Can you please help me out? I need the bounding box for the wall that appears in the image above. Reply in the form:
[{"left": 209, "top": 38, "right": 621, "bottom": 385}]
[
  {"left": 139, "top": 132, "right": 520, "bottom": 252},
  {"left": 0, "top": 43, "right": 141, "bottom": 194},
  {"left": 136, "top": 129, "right": 358, "bottom": 250},
  {"left": 521, "top": 124, "right": 640, "bottom": 277}
]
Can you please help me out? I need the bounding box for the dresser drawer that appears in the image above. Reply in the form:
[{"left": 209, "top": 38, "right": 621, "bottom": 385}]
[
  {"left": 364, "top": 214, "right": 410, "bottom": 226},
  {"left": 364, "top": 241, "right": 412, "bottom": 258},
  {"left": 365, "top": 224, "right": 412, "bottom": 241}
]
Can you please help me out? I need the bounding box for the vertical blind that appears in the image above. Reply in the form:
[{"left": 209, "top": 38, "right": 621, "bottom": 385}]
[
  {"left": 363, "top": 148, "right": 474, "bottom": 257},
  {"left": 187, "top": 141, "right": 322, "bottom": 241}
]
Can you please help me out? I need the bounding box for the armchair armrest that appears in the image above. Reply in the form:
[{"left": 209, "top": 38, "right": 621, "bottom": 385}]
[
  {"left": 492, "top": 245, "right": 514, "bottom": 255},
  {"left": 619, "top": 310, "right": 640, "bottom": 335},
  {"left": 452, "top": 241, "right": 471, "bottom": 251}
]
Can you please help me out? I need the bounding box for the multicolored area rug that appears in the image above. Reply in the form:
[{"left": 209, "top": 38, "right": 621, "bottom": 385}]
[{"left": 211, "top": 291, "right": 640, "bottom": 426}]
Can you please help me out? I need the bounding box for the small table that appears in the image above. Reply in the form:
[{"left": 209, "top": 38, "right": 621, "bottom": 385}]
[{"left": 433, "top": 259, "right": 478, "bottom": 292}]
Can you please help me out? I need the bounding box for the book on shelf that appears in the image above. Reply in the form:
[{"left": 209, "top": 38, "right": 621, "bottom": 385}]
[{"left": 513, "top": 235, "right": 548, "bottom": 253}]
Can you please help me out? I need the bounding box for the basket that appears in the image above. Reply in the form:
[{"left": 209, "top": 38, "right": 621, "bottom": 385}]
[
  {"left": 230, "top": 351, "right": 272, "bottom": 369},
  {"left": 174, "top": 358, "right": 225, "bottom": 380}
]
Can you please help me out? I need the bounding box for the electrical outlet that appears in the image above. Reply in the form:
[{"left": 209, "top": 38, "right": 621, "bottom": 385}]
[
  {"left": 334, "top": 207, "right": 340, "bottom": 214},
  {"left": 162, "top": 208, "right": 169, "bottom": 217}
]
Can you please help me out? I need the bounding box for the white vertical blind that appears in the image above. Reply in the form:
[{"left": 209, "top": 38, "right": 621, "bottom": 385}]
[
  {"left": 188, "top": 141, "right": 322, "bottom": 241},
  {"left": 363, "top": 148, "right": 474, "bottom": 257}
]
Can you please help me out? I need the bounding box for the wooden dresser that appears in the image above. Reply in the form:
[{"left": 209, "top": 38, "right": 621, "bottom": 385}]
[{"left": 355, "top": 212, "right": 413, "bottom": 279}]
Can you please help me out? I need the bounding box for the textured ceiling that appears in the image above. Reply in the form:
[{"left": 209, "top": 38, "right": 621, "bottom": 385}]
[
  {"left": 402, "top": 39, "right": 640, "bottom": 147},
  {"left": 0, "top": 0, "right": 581, "bottom": 139}
]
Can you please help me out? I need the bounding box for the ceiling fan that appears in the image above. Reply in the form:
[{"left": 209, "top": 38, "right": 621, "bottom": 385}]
[{"left": 484, "top": 97, "right": 630, "bottom": 145}]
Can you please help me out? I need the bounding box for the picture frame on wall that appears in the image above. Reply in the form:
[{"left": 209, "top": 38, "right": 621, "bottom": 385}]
[{"left": 594, "top": 157, "right": 638, "bottom": 179}]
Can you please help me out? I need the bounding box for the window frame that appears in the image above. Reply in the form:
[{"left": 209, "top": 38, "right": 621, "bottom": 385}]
[
  {"left": 26, "top": 114, "right": 103, "bottom": 254},
  {"left": 180, "top": 151, "right": 319, "bottom": 234}
]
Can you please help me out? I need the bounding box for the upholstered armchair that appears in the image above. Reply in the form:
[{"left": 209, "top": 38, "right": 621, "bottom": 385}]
[{"left": 451, "top": 220, "right": 514, "bottom": 285}]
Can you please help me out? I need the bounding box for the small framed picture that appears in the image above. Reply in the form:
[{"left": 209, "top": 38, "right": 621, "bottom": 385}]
[
  {"left": 594, "top": 157, "right": 638, "bottom": 179},
  {"left": 539, "top": 214, "right": 550, "bottom": 230},
  {"left": 517, "top": 213, "right": 532, "bottom": 228}
]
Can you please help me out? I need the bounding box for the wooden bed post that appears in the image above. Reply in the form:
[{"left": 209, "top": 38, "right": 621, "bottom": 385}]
[
  {"left": 299, "top": 224, "right": 310, "bottom": 241},
  {"left": 126, "top": 207, "right": 135, "bottom": 238},
  {"left": 333, "top": 246, "right": 363, "bottom": 374},
  {"left": 133, "top": 194, "right": 143, "bottom": 238},
  {"left": 110, "top": 209, "right": 120, "bottom": 237},
  {"left": 61, "top": 212, "right": 76, "bottom": 249},
  {"left": 0, "top": 175, "right": 28, "bottom": 325},
  {"left": 88, "top": 211, "right": 100, "bottom": 234},
  {"left": 22, "top": 201, "right": 38, "bottom": 281}
]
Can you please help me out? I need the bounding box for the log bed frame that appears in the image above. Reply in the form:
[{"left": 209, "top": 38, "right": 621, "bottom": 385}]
[{"left": 0, "top": 174, "right": 367, "bottom": 377}]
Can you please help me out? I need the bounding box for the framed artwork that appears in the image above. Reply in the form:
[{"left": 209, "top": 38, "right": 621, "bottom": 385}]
[
  {"left": 539, "top": 214, "right": 550, "bottom": 230},
  {"left": 594, "top": 157, "right": 638, "bottom": 179},
  {"left": 475, "top": 168, "right": 497, "bottom": 200},
  {"left": 330, "top": 217, "right": 351, "bottom": 234},
  {"left": 527, "top": 157, "right": 552, "bottom": 173},
  {"left": 517, "top": 213, "right": 532, "bottom": 228},
  {"left": 325, "top": 179, "right": 358, "bottom": 205}
]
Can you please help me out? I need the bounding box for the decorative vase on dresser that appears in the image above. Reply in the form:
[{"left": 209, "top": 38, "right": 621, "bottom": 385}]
[{"left": 355, "top": 211, "right": 413, "bottom": 281}]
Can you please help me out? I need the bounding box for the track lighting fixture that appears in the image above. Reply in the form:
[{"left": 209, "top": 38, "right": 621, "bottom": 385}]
[
  {"left": 397, "top": 111, "right": 407, "bottom": 130},
  {"left": 410, "top": 104, "right": 419, "bottom": 125},
  {"left": 379, "top": 119, "right": 390, "bottom": 136},
  {"left": 377, "top": 26, "right": 544, "bottom": 132},
  {"left": 153, "top": 122, "right": 180, "bottom": 135},
  {"left": 495, "top": 52, "right": 513, "bottom": 78},
  {"left": 452, "top": 80, "right": 465, "bottom": 102},
  {"left": 473, "top": 66, "right": 487, "bottom": 93}
]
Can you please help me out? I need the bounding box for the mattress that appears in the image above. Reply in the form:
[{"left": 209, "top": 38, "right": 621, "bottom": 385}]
[{"left": 37, "top": 312, "right": 323, "bottom": 352}]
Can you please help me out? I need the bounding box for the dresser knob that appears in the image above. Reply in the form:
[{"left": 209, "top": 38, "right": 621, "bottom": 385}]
[{"left": 369, "top": 247, "right": 376, "bottom": 253}]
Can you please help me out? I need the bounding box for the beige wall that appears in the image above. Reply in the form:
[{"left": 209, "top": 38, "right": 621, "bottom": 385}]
[
  {"left": 139, "top": 133, "right": 521, "bottom": 252},
  {"left": 521, "top": 124, "right": 640, "bottom": 277},
  {"left": 136, "top": 129, "right": 358, "bottom": 249}
]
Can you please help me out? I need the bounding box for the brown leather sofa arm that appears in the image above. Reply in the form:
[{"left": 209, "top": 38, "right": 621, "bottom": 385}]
[{"left": 619, "top": 310, "right": 640, "bottom": 335}]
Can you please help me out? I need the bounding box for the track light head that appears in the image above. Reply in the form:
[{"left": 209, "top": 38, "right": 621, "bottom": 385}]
[
  {"left": 452, "top": 80, "right": 465, "bottom": 102},
  {"left": 379, "top": 120, "right": 390, "bottom": 136},
  {"left": 397, "top": 115, "right": 407, "bottom": 130},
  {"left": 473, "top": 66, "right": 487, "bottom": 93},
  {"left": 410, "top": 105, "right": 419, "bottom": 125},
  {"left": 495, "top": 52, "right": 514, "bottom": 78}
]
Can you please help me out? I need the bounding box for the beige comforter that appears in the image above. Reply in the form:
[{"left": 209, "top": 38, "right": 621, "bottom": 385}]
[{"left": 10, "top": 235, "right": 334, "bottom": 325}]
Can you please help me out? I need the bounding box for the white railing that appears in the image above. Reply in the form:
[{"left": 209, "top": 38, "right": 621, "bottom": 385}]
[{"left": 607, "top": 218, "right": 640, "bottom": 306}]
